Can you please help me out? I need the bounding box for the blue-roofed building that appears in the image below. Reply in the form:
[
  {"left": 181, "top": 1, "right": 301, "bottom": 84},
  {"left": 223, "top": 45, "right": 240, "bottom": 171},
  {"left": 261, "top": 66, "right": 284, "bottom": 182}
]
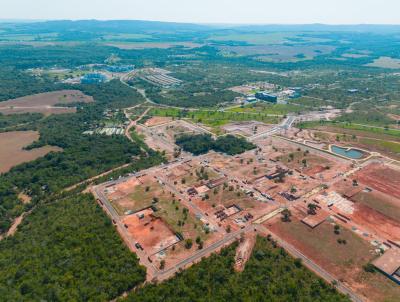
[
  {"left": 255, "top": 92, "right": 278, "bottom": 103},
  {"left": 81, "top": 73, "right": 107, "bottom": 84}
]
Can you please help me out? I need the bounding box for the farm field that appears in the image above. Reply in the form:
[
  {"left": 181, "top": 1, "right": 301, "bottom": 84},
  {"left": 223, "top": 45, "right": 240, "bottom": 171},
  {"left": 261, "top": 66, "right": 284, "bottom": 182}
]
[
  {"left": 268, "top": 217, "right": 400, "bottom": 302},
  {"left": 0, "top": 130, "right": 62, "bottom": 173},
  {"left": 0, "top": 90, "right": 94, "bottom": 115}
]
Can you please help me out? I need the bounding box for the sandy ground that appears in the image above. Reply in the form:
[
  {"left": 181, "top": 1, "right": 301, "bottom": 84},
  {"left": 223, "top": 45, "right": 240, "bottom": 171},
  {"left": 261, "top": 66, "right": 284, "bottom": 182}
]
[
  {"left": 0, "top": 90, "right": 93, "bottom": 115},
  {"left": 0, "top": 131, "right": 62, "bottom": 173}
]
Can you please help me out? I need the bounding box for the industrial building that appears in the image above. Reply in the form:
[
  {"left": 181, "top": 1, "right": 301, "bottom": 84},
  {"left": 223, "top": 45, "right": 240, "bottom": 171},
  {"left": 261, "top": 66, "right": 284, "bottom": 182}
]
[{"left": 255, "top": 92, "right": 278, "bottom": 103}]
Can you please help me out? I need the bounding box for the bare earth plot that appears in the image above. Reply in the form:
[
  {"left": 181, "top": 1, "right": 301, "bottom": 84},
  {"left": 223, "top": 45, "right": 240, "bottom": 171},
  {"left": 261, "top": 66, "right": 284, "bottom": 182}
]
[
  {"left": 0, "top": 90, "right": 94, "bottom": 115},
  {"left": 0, "top": 131, "right": 62, "bottom": 173},
  {"left": 268, "top": 215, "right": 400, "bottom": 302}
]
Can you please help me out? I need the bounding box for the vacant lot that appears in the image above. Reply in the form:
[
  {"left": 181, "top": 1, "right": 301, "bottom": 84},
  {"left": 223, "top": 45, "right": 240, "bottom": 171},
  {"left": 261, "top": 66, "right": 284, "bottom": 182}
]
[
  {"left": 269, "top": 217, "right": 400, "bottom": 302},
  {"left": 0, "top": 131, "right": 62, "bottom": 173},
  {"left": 352, "top": 190, "right": 400, "bottom": 223},
  {"left": 0, "top": 90, "right": 94, "bottom": 115},
  {"left": 355, "top": 163, "right": 400, "bottom": 199}
]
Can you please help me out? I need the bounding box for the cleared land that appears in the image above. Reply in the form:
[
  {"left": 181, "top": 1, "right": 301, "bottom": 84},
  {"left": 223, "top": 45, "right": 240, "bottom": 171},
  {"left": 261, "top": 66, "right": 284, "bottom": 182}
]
[
  {"left": 352, "top": 190, "right": 400, "bottom": 223},
  {"left": 0, "top": 131, "right": 62, "bottom": 173},
  {"left": 269, "top": 217, "right": 400, "bottom": 302},
  {"left": 0, "top": 90, "right": 94, "bottom": 115},
  {"left": 354, "top": 163, "right": 400, "bottom": 200}
]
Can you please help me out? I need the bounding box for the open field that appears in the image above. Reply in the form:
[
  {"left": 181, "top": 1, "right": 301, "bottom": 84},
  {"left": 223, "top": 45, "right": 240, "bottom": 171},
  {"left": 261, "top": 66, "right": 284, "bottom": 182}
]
[
  {"left": 295, "top": 124, "right": 400, "bottom": 159},
  {"left": 0, "top": 90, "right": 94, "bottom": 115},
  {"left": 217, "top": 45, "right": 335, "bottom": 62},
  {"left": 148, "top": 107, "right": 281, "bottom": 132},
  {"left": 227, "top": 102, "right": 304, "bottom": 115},
  {"left": 354, "top": 163, "right": 400, "bottom": 199},
  {"left": 298, "top": 122, "right": 400, "bottom": 139},
  {"left": 106, "top": 42, "right": 203, "bottom": 49},
  {"left": 106, "top": 175, "right": 171, "bottom": 215},
  {"left": 0, "top": 131, "right": 62, "bottom": 173},
  {"left": 352, "top": 191, "right": 400, "bottom": 227},
  {"left": 268, "top": 216, "right": 400, "bottom": 302},
  {"left": 366, "top": 57, "right": 400, "bottom": 69}
]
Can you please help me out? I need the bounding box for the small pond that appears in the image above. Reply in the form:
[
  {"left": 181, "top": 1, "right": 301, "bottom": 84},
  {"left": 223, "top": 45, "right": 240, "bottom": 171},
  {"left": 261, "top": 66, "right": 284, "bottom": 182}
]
[{"left": 331, "top": 145, "right": 365, "bottom": 159}]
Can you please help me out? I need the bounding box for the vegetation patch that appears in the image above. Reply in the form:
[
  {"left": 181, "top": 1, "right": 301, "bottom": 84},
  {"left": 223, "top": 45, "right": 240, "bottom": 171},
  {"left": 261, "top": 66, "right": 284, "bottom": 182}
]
[
  {"left": 125, "top": 236, "right": 349, "bottom": 302},
  {"left": 176, "top": 134, "right": 256, "bottom": 155},
  {"left": 0, "top": 193, "right": 146, "bottom": 301}
]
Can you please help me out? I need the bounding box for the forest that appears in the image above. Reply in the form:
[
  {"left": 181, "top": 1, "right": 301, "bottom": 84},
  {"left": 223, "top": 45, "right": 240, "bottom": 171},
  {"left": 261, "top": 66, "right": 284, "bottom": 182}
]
[
  {"left": 0, "top": 193, "right": 146, "bottom": 301},
  {"left": 0, "top": 80, "right": 162, "bottom": 233},
  {"left": 176, "top": 134, "right": 256, "bottom": 155},
  {"left": 125, "top": 236, "right": 349, "bottom": 302}
]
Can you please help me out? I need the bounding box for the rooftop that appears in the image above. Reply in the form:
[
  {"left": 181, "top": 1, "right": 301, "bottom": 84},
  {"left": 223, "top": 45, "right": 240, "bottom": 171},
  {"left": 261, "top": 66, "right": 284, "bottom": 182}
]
[{"left": 373, "top": 248, "right": 400, "bottom": 276}]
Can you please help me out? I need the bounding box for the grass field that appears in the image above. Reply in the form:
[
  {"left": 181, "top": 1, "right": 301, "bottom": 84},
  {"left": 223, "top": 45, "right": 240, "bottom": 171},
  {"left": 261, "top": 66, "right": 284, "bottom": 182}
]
[
  {"left": 359, "top": 138, "right": 400, "bottom": 154},
  {"left": 148, "top": 107, "right": 281, "bottom": 129},
  {"left": 298, "top": 121, "right": 400, "bottom": 138},
  {"left": 227, "top": 102, "right": 305, "bottom": 115}
]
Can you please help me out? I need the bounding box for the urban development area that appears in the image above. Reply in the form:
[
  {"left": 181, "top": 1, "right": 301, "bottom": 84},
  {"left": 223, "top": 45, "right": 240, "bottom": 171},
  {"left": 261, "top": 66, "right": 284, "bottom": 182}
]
[{"left": 0, "top": 19, "right": 400, "bottom": 302}]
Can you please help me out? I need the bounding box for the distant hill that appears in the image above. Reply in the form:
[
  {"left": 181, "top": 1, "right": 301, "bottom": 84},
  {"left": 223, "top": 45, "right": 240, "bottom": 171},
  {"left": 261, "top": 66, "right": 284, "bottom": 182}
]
[{"left": 0, "top": 19, "right": 212, "bottom": 34}]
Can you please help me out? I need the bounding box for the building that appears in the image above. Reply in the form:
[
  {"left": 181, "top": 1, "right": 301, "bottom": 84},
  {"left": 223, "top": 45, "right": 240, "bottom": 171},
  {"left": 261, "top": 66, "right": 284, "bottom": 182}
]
[
  {"left": 255, "top": 92, "right": 278, "bottom": 103},
  {"left": 81, "top": 73, "right": 107, "bottom": 84},
  {"left": 373, "top": 248, "right": 400, "bottom": 284},
  {"left": 105, "top": 65, "right": 135, "bottom": 73}
]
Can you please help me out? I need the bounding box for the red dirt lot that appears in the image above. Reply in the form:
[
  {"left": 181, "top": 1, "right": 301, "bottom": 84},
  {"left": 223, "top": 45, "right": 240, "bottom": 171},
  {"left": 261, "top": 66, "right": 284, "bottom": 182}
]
[
  {"left": 0, "top": 90, "right": 94, "bottom": 115},
  {"left": 354, "top": 163, "right": 400, "bottom": 199},
  {"left": 123, "top": 209, "right": 179, "bottom": 255},
  {"left": 352, "top": 203, "right": 400, "bottom": 242}
]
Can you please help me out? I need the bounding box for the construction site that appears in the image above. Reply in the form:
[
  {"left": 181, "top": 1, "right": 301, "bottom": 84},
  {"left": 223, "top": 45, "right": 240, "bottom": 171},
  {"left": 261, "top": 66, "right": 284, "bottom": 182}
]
[{"left": 93, "top": 115, "right": 400, "bottom": 300}]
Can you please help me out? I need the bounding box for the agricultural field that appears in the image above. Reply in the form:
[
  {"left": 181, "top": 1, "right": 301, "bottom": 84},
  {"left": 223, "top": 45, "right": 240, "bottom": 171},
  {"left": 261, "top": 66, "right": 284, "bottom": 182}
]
[
  {"left": 0, "top": 131, "right": 62, "bottom": 173},
  {"left": 0, "top": 90, "right": 94, "bottom": 115}
]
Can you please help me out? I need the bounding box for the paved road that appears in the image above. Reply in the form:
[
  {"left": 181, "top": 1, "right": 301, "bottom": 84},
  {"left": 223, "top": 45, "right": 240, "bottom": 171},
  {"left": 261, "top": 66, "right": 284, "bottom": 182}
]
[{"left": 249, "top": 115, "right": 296, "bottom": 141}]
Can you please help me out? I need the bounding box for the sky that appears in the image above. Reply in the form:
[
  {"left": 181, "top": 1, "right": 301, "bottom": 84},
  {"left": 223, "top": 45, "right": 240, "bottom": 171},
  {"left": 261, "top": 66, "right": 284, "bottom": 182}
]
[{"left": 1, "top": 0, "right": 400, "bottom": 24}]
